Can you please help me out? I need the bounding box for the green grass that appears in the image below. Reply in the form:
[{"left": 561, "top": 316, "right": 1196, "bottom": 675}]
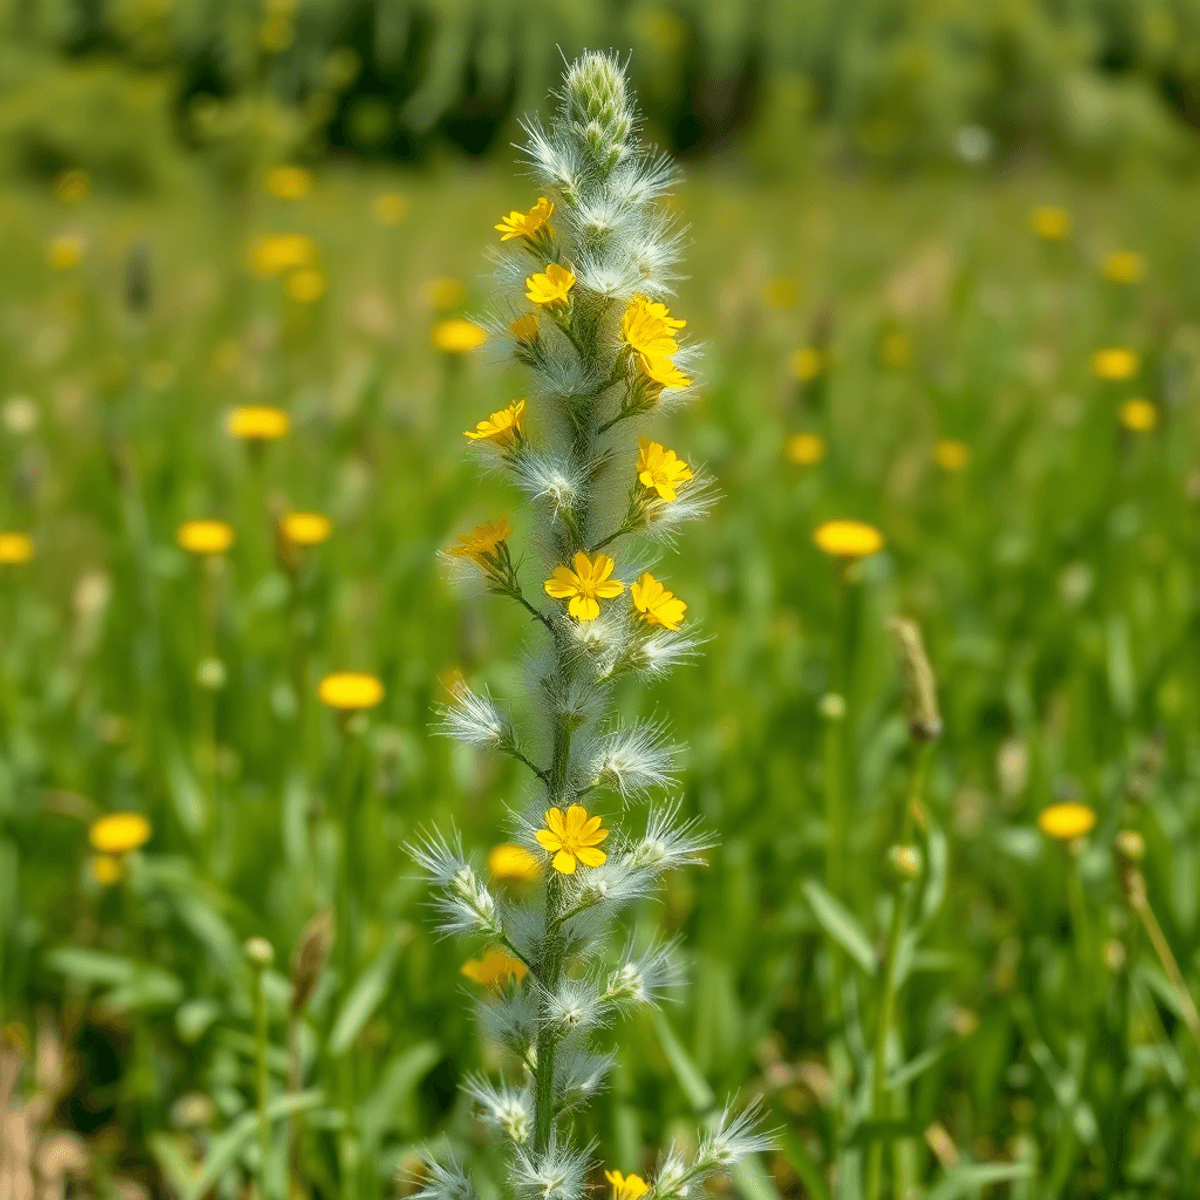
[{"left": 3, "top": 159, "right": 1200, "bottom": 1198}]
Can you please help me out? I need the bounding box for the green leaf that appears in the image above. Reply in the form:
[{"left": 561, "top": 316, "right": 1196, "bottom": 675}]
[
  {"left": 886, "top": 1040, "right": 954, "bottom": 1090},
  {"left": 102, "top": 965, "right": 184, "bottom": 1012},
  {"left": 802, "top": 881, "right": 876, "bottom": 976},
  {"left": 731, "top": 1154, "right": 783, "bottom": 1200},
  {"left": 164, "top": 741, "right": 208, "bottom": 839},
  {"left": 924, "top": 1162, "right": 1033, "bottom": 1200},
  {"left": 45, "top": 947, "right": 136, "bottom": 986},
  {"left": 768, "top": 1104, "right": 832, "bottom": 1200},
  {"left": 148, "top": 1131, "right": 199, "bottom": 1197},
  {"left": 652, "top": 1009, "right": 715, "bottom": 1111},
  {"left": 359, "top": 1040, "right": 443, "bottom": 1149},
  {"left": 328, "top": 932, "right": 404, "bottom": 1057},
  {"left": 842, "top": 1117, "right": 927, "bottom": 1148}
]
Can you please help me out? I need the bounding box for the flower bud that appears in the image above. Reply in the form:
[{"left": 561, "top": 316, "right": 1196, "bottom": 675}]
[
  {"left": 818, "top": 692, "right": 845, "bottom": 721},
  {"left": 886, "top": 844, "right": 922, "bottom": 881},
  {"left": 886, "top": 616, "right": 942, "bottom": 741},
  {"left": 1113, "top": 829, "right": 1145, "bottom": 863},
  {"left": 245, "top": 936, "right": 275, "bottom": 968},
  {"left": 290, "top": 909, "right": 334, "bottom": 1012}
]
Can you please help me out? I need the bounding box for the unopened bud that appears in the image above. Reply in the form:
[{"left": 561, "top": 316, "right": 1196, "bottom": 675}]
[
  {"left": 1114, "top": 829, "right": 1145, "bottom": 863},
  {"left": 245, "top": 936, "right": 274, "bottom": 968},
  {"left": 1104, "top": 939, "right": 1127, "bottom": 972},
  {"left": 887, "top": 844, "right": 922, "bottom": 880},
  {"left": 886, "top": 616, "right": 942, "bottom": 740},
  {"left": 818, "top": 692, "right": 845, "bottom": 721},
  {"left": 290, "top": 909, "right": 335, "bottom": 1011}
]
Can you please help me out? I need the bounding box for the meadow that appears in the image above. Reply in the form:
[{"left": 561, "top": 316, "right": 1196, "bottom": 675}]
[{"left": 2, "top": 148, "right": 1200, "bottom": 1200}]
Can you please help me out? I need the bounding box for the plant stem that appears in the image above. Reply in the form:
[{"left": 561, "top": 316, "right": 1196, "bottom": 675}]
[
  {"left": 253, "top": 959, "right": 271, "bottom": 1199},
  {"left": 534, "top": 871, "right": 566, "bottom": 1152},
  {"left": 1131, "top": 884, "right": 1200, "bottom": 1051}
]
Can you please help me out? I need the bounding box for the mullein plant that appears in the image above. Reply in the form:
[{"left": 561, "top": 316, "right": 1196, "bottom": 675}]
[{"left": 413, "top": 49, "right": 768, "bottom": 1200}]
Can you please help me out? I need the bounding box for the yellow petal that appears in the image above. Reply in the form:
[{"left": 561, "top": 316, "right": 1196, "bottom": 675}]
[
  {"left": 535, "top": 829, "right": 563, "bottom": 852},
  {"left": 594, "top": 580, "right": 625, "bottom": 599},
  {"left": 570, "top": 595, "right": 600, "bottom": 621},
  {"left": 565, "top": 804, "right": 588, "bottom": 834},
  {"left": 580, "top": 814, "right": 603, "bottom": 837},
  {"left": 576, "top": 846, "right": 607, "bottom": 868},
  {"left": 545, "top": 807, "right": 566, "bottom": 836},
  {"left": 553, "top": 850, "right": 577, "bottom": 874}
]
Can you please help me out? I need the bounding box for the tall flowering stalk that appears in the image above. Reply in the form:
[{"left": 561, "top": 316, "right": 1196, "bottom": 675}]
[{"left": 414, "top": 49, "right": 765, "bottom": 1200}]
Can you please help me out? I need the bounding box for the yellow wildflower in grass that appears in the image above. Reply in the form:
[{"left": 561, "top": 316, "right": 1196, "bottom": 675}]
[
  {"left": 48, "top": 236, "right": 84, "bottom": 270},
  {"left": 1103, "top": 250, "right": 1144, "bottom": 284},
  {"left": 623, "top": 294, "right": 684, "bottom": 357},
  {"left": 280, "top": 511, "right": 333, "bottom": 546},
  {"left": 317, "top": 671, "right": 385, "bottom": 711},
  {"left": 495, "top": 197, "right": 554, "bottom": 241},
  {"left": 250, "top": 234, "right": 317, "bottom": 277},
  {"left": 1119, "top": 399, "right": 1158, "bottom": 432},
  {"left": 1092, "top": 347, "right": 1140, "bottom": 381},
  {"left": 1037, "top": 802, "right": 1097, "bottom": 841},
  {"left": 177, "top": 519, "right": 235, "bottom": 556},
  {"left": 789, "top": 347, "right": 823, "bottom": 381},
  {"left": 525, "top": 263, "right": 575, "bottom": 308},
  {"left": 1031, "top": 206, "right": 1071, "bottom": 240},
  {"left": 465, "top": 399, "right": 524, "bottom": 448},
  {"left": 286, "top": 268, "right": 326, "bottom": 303},
  {"left": 814, "top": 519, "right": 884, "bottom": 559},
  {"left": 450, "top": 515, "right": 513, "bottom": 561},
  {"left": 89, "top": 812, "right": 152, "bottom": 854},
  {"left": 510, "top": 314, "right": 540, "bottom": 344},
  {"left": 0, "top": 534, "right": 34, "bottom": 564},
  {"left": 488, "top": 842, "right": 540, "bottom": 882},
  {"left": 425, "top": 277, "right": 466, "bottom": 311},
  {"left": 226, "top": 405, "right": 290, "bottom": 441},
  {"left": 606, "top": 1172, "right": 650, "bottom": 1200},
  {"left": 461, "top": 948, "right": 528, "bottom": 989},
  {"left": 934, "top": 439, "right": 971, "bottom": 471},
  {"left": 372, "top": 192, "right": 408, "bottom": 226},
  {"left": 639, "top": 354, "right": 692, "bottom": 391},
  {"left": 90, "top": 855, "right": 123, "bottom": 886},
  {"left": 544, "top": 552, "right": 625, "bottom": 621},
  {"left": 432, "top": 319, "right": 488, "bottom": 353},
  {"left": 637, "top": 439, "right": 692, "bottom": 500},
  {"left": 785, "top": 433, "right": 826, "bottom": 465},
  {"left": 880, "top": 332, "right": 911, "bottom": 368},
  {"left": 631, "top": 573, "right": 686, "bottom": 631},
  {"left": 535, "top": 804, "right": 609, "bottom": 874},
  {"left": 265, "top": 166, "right": 312, "bottom": 199},
  {"left": 54, "top": 169, "right": 90, "bottom": 203}
]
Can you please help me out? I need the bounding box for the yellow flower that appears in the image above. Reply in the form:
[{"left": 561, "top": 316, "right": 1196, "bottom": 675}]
[
  {"left": 317, "top": 672, "right": 385, "bottom": 710},
  {"left": 606, "top": 1172, "right": 649, "bottom": 1200},
  {"left": 281, "top": 511, "right": 333, "bottom": 546},
  {"left": 880, "top": 332, "right": 911, "bottom": 368},
  {"left": 785, "top": 433, "right": 826, "bottom": 465},
  {"left": 265, "top": 166, "right": 313, "bottom": 199},
  {"left": 373, "top": 192, "right": 409, "bottom": 226},
  {"left": 226, "top": 405, "right": 290, "bottom": 441},
  {"left": 48, "top": 236, "right": 84, "bottom": 271},
  {"left": 450, "top": 515, "right": 513, "bottom": 560},
  {"left": 631, "top": 573, "right": 686, "bottom": 631},
  {"left": 814, "top": 519, "right": 884, "bottom": 559},
  {"left": 789, "top": 347, "right": 823, "bottom": 381},
  {"left": 1037, "top": 802, "right": 1097, "bottom": 841},
  {"left": 250, "top": 234, "right": 317, "bottom": 277},
  {"left": 433, "top": 319, "right": 488, "bottom": 353},
  {"left": 54, "top": 169, "right": 90, "bottom": 203},
  {"left": 639, "top": 354, "right": 692, "bottom": 391},
  {"left": 461, "top": 948, "right": 528, "bottom": 989},
  {"left": 1092, "top": 347, "right": 1139, "bottom": 381},
  {"left": 544, "top": 552, "right": 625, "bottom": 621},
  {"left": 934, "top": 439, "right": 970, "bottom": 471},
  {"left": 89, "top": 812, "right": 152, "bottom": 854},
  {"left": 623, "top": 295, "right": 685, "bottom": 358},
  {"left": 425, "top": 277, "right": 465, "bottom": 311},
  {"left": 637, "top": 439, "right": 692, "bottom": 500},
  {"left": 1103, "top": 251, "right": 1144, "bottom": 284},
  {"left": 511, "top": 314, "right": 540, "bottom": 344},
  {"left": 525, "top": 263, "right": 575, "bottom": 308},
  {"left": 0, "top": 533, "right": 34, "bottom": 564},
  {"left": 488, "top": 842, "right": 540, "bottom": 882},
  {"left": 535, "top": 804, "right": 609, "bottom": 874},
  {"left": 1031, "top": 206, "right": 1071, "bottom": 240},
  {"left": 465, "top": 399, "right": 524, "bottom": 448},
  {"left": 287, "top": 268, "right": 326, "bottom": 303},
  {"left": 177, "top": 519, "right": 235, "bottom": 556},
  {"left": 496, "top": 197, "right": 554, "bottom": 242},
  {"left": 91, "top": 855, "right": 123, "bottom": 886},
  {"left": 1119, "top": 399, "right": 1157, "bottom": 432}
]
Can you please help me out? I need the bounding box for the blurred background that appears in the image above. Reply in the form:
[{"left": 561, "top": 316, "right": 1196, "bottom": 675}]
[{"left": 5, "top": 2, "right": 1200, "bottom": 1198}]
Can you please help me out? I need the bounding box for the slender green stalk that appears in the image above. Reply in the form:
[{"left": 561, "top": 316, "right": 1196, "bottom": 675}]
[
  {"left": 254, "top": 960, "right": 271, "bottom": 1197},
  {"left": 534, "top": 872, "right": 566, "bottom": 1152}
]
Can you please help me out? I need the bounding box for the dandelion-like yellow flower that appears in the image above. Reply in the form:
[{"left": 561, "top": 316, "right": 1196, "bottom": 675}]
[
  {"left": 525, "top": 263, "right": 575, "bottom": 308},
  {"left": 1092, "top": 347, "right": 1139, "bottom": 381},
  {"left": 287, "top": 268, "right": 326, "bottom": 303},
  {"left": 606, "top": 1172, "right": 649, "bottom": 1200},
  {"left": 623, "top": 295, "right": 686, "bottom": 359},
  {"left": 461, "top": 948, "right": 528, "bottom": 989},
  {"left": 544, "top": 552, "right": 625, "bottom": 621},
  {"left": 54, "top": 170, "right": 90, "bottom": 203},
  {"left": 48, "top": 236, "right": 84, "bottom": 271},
  {"left": 281, "top": 511, "right": 333, "bottom": 545},
  {"left": 250, "top": 234, "right": 317, "bottom": 278},
  {"left": 432, "top": 319, "right": 488, "bottom": 353},
  {"left": 496, "top": 197, "right": 554, "bottom": 242},
  {"left": 265, "top": 166, "right": 313, "bottom": 199},
  {"left": 631, "top": 573, "right": 686, "bottom": 631},
  {"left": 785, "top": 433, "right": 826, "bottom": 465},
  {"left": 317, "top": 672, "right": 385, "bottom": 710},
  {"left": 789, "top": 347, "right": 823, "bottom": 381},
  {"left": 89, "top": 812, "right": 152, "bottom": 854},
  {"left": 535, "top": 804, "right": 608, "bottom": 874},
  {"left": 637, "top": 439, "right": 692, "bottom": 500},
  {"left": 814, "top": 519, "right": 884, "bottom": 559},
  {"left": 1037, "top": 802, "right": 1097, "bottom": 841},
  {"left": 90, "top": 855, "right": 123, "bottom": 886},
  {"left": 1031, "top": 206, "right": 1071, "bottom": 240},
  {"left": 425, "top": 277, "right": 466, "bottom": 311},
  {"left": 511, "top": 314, "right": 540, "bottom": 344},
  {"left": 465, "top": 399, "right": 524, "bottom": 448},
  {"left": 934, "top": 439, "right": 970, "bottom": 471},
  {"left": 1119, "top": 399, "right": 1157, "bottom": 431},
  {"left": 373, "top": 193, "right": 408, "bottom": 226},
  {"left": 0, "top": 534, "right": 34, "bottom": 564},
  {"left": 177, "top": 520, "right": 235, "bottom": 556},
  {"left": 488, "top": 842, "right": 540, "bottom": 882},
  {"left": 639, "top": 354, "right": 692, "bottom": 391},
  {"left": 1103, "top": 251, "right": 1144, "bottom": 285},
  {"left": 450, "top": 515, "right": 513, "bottom": 560},
  {"left": 227, "top": 406, "right": 290, "bottom": 441}
]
